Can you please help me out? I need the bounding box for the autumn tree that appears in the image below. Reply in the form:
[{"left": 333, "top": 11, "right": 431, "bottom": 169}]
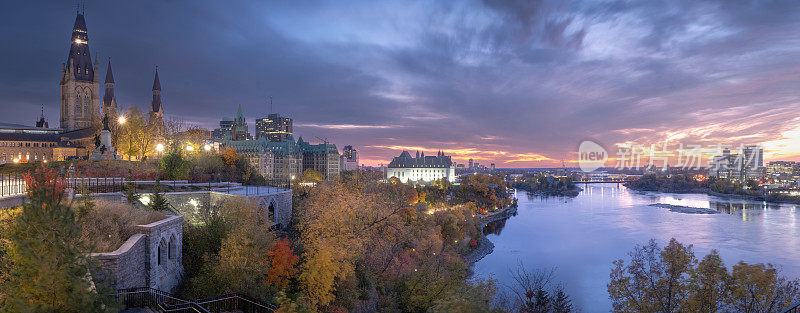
[
  {"left": 0, "top": 167, "right": 116, "bottom": 312},
  {"left": 117, "top": 106, "right": 160, "bottom": 161},
  {"left": 222, "top": 147, "right": 239, "bottom": 167},
  {"left": 265, "top": 238, "right": 299, "bottom": 291},
  {"left": 608, "top": 238, "right": 800, "bottom": 313},
  {"left": 183, "top": 198, "right": 275, "bottom": 300}
]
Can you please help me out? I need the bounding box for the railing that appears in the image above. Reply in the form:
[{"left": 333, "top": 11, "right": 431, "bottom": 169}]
[
  {"left": 196, "top": 293, "right": 277, "bottom": 313},
  {"left": 113, "top": 287, "right": 197, "bottom": 310},
  {"left": 782, "top": 302, "right": 800, "bottom": 313},
  {"left": 68, "top": 177, "right": 126, "bottom": 194},
  {"left": 0, "top": 174, "right": 26, "bottom": 198},
  {"left": 112, "top": 287, "right": 275, "bottom": 313}
]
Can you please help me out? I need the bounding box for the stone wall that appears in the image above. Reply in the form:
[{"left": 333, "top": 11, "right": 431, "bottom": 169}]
[
  {"left": 91, "top": 234, "right": 148, "bottom": 290},
  {"left": 137, "top": 215, "right": 184, "bottom": 292},
  {"left": 91, "top": 215, "right": 184, "bottom": 292},
  {"left": 146, "top": 190, "right": 293, "bottom": 228}
]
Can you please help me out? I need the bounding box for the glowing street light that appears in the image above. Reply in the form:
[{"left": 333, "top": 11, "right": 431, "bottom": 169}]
[
  {"left": 186, "top": 145, "right": 194, "bottom": 151},
  {"left": 155, "top": 143, "right": 165, "bottom": 152},
  {"left": 204, "top": 144, "right": 211, "bottom": 151},
  {"left": 117, "top": 116, "right": 126, "bottom": 125}
]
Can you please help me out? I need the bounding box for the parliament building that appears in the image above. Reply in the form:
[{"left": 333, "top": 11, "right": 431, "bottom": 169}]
[{"left": 0, "top": 12, "right": 164, "bottom": 164}]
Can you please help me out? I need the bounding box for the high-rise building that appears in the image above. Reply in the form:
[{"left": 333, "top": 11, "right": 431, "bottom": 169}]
[
  {"left": 767, "top": 161, "right": 799, "bottom": 184},
  {"left": 491, "top": 163, "right": 495, "bottom": 171},
  {"left": 340, "top": 145, "right": 359, "bottom": 171},
  {"left": 211, "top": 119, "right": 234, "bottom": 141},
  {"left": 708, "top": 146, "right": 764, "bottom": 180},
  {"left": 256, "top": 113, "right": 293, "bottom": 142},
  {"left": 468, "top": 158, "right": 474, "bottom": 169}
]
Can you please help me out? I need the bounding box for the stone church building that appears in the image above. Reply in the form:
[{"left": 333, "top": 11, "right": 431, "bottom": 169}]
[{"left": 0, "top": 12, "right": 165, "bottom": 164}]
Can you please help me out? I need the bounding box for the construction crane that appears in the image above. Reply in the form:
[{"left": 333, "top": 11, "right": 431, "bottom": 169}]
[{"left": 315, "top": 136, "right": 329, "bottom": 145}]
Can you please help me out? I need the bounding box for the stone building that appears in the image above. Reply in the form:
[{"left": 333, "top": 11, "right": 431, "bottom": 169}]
[
  {"left": 60, "top": 13, "right": 101, "bottom": 131},
  {"left": 298, "top": 137, "right": 340, "bottom": 179},
  {"left": 92, "top": 215, "right": 184, "bottom": 292},
  {"left": 0, "top": 12, "right": 167, "bottom": 163},
  {"left": 221, "top": 107, "right": 340, "bottom": 181},
  {"left": 386, "top": 150, "right": 456, "bottom": 183}
]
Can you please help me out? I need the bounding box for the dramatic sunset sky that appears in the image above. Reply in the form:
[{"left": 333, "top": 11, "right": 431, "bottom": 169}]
[{"left": 2, "top": 0, "right": 800, "bottom": 167}]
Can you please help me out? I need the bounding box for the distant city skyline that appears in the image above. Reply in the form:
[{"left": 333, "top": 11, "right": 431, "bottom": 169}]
[{"left": 3, "top": 1, "right": 800, "bottom": 167}]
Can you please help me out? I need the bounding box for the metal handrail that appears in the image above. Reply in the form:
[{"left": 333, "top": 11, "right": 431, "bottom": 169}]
[
  {"left": 195, "top": 293, "right": 277, "bottom": 310},
  {"left": 112, "top": 287, "right": 275, "bottom": 313}
]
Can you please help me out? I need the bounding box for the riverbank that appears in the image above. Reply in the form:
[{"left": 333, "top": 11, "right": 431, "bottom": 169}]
[{"left": 464, "top": 205, "right": 518, "bottom": 264}]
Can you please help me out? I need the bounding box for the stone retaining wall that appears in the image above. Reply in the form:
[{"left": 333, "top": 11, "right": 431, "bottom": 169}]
[{"left": 91, "top": 234, "right": 148, "bottom": 290}]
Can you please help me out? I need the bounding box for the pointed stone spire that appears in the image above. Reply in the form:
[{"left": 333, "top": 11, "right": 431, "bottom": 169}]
[
  {"left": 67, "top": 13, "right": 93, "bottom": 81},
  {"left": 104, "top": 59, "right": 114, "bottom": 84},
  {"left": 151, "top": 67, "right": 162, "bottom": 113},
  {"left": 236, "top": 104, "right": 244, "bottom": 121},
  {"left": 152, "top": 67, "right": 162, "bottom": 91},
  {"left": 416, "top": 151, "right": 420, "bottom": 159}
]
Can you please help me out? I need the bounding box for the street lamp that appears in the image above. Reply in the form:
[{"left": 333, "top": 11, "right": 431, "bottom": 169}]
[
  {"left": 155, "top": 143, "right": 165, "bottom": 152},
  {"left": 186, "top": 145, "right": 194, "bottom": 151},
  {"left": 117, "top": 115, "right": 126, "bottom": 125},
  {"left": 204, "top": 144, "right": 211, "bottom": 151}
]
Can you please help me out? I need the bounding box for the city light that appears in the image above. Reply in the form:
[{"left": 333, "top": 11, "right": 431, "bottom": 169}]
[
  {"left": 118, "top": 116, "right": 126, "bottom": 125},
  {"left": 186, "top": 145, "right": 194, "bottom": 151},
  {"left": 12, "top": 158, "right": 19, "bottom": 163},
  {"left": 155, "top": 143, "right": 164, "bottom": 152},
  {"left": 204, "top": 144, "right": 211, "bottom": 151}
]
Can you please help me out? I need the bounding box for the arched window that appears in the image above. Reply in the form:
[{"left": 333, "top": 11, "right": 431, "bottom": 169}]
[
  {"left": 269, "top": 200, "right": 276, "bottom": 222},
  {"left": 83, "top": 95, "right": 90, "bottom": 116},
  {"left": 158, "top": 238, "right": 167, "bottom": 266},
  {"left": 168, "top": 234, "right": 177, "bottom": 260},
  {"left": 76, "top": 95, "right": 82, "bottom": 116}
]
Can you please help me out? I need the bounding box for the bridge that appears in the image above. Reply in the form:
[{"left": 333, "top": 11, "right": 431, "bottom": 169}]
[{"left": 573, "top": 177, "right": 638, "bottom": 184}]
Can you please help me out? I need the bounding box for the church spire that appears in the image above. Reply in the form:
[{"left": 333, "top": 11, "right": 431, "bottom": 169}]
[
  {"left": 151, "top": 67, "right": 162, "bottom": 113},
  {"left": 104, "top": 59, "right": 114, "bottom": 84},
  {"left": 67, "top": 12, "right": 93, "bottom": 82}
]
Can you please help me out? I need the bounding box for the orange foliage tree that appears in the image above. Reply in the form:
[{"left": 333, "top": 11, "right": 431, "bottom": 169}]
[{"left": 265, "top": 238, "right": 299, "bottom": 290}]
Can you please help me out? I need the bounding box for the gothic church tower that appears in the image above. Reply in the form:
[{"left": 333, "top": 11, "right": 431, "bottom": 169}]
[
  {"left": 102, "top": 60, "right": 118, "bottom": 122},
  {"left": 60, "top": 13, "right": 101, "bottom": 131},
  {"left": 149, "top": 69, "right": 164, "bottom": 132}
]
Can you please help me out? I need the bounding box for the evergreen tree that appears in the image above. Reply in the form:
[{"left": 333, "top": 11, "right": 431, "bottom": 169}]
[
  {"left": 122, "top": 182, "right": 140, "bottom": 205},
  {"left": 148, "top": 182, "right": 170, "bottom": 211},
  {"left": 0, "top": 167, "right": 116, "bottom": 312},
  {"left": 551, "top": 287, "right": 573, "bottom": 313},
  {"left": 159, "top": 142, "right": 190, "bottom": 180}
]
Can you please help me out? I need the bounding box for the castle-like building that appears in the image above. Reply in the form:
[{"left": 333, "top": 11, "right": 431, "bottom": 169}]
[
  {"left": 0, "top": 12, "right": 165, "bottom": 163},
  {"left": 386, "top": 150, "right": 456, "bottom": 183}
]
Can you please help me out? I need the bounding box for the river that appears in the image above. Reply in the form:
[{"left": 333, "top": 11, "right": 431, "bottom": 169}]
[{"left": 472, "top": 183, "right": 800, "bottom": 312}]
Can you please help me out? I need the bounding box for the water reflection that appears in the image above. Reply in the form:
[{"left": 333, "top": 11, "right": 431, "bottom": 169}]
[
  {"left": 473, "top": 184, "right": 800, "bottom": 311},
  {"left": 483, "top": 219, "right": 507, "bottom": 236}
]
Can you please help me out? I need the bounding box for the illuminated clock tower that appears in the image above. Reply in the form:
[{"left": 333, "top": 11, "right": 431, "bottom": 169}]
[{"left": 60, "top": 12, "right": 101, "bottom": 131}]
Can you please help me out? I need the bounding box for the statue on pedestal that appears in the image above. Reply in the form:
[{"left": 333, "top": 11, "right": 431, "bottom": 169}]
[{"left": 89, "top": 114, "right": 120, "bottom": 160}]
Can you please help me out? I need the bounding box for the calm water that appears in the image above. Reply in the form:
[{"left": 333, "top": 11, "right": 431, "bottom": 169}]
[{"left": 473, "top": 183, "right": 800, "bottom": 312}]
